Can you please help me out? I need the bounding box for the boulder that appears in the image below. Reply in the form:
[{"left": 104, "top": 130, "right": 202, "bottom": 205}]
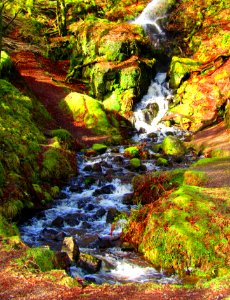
[
  {"left": 51, "top": 216, "right": 64, "bottom": 228},
  {"left": 92, "top": 143, "right": 108, "bottom": 154},
  {"left": 162, "top": 136, "right": 186, "bottom": 156},
  {"left": 93, "top": 184, "right": 115, "bottom": 196},
  {"left": 77, "top": 253, "right": 102, "bottom": 274},
  {"left": 61, "top": 237, "right": 80, "bottom": 262},
  {"left": 106, "top": 207, "right": 120, "bottom": 223}
]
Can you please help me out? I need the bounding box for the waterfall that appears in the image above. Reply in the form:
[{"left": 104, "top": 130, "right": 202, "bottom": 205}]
[
  {"left": 132, "top": 0, "right": 172, "bottom": 34},
  {"left": 132, "top": 72, "right": 175, "bottom": 142}
]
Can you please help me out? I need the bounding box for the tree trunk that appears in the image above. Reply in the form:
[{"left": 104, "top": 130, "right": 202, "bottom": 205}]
[
  {"left": 56, "top": 0, "right": 67, "bottom": 36},
  {"left": 0, "top": 4, "right": 4, "bottom": 78}
]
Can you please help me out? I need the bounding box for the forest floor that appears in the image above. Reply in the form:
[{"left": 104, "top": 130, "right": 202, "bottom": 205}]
[{"left": 1, "top": 33, "right": 230, "bottom": 299}]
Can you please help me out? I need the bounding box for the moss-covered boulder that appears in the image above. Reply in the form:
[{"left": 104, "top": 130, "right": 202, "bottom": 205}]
[
  {"left": 92, "top": 143, "right": 108, "bottom": 154},
  {"left": 124, "top": 146, "right": 140, "bottom": 158},
  {"left": 123, "top": 163, "right": 230, "bottom": 278},
  {"left": 0, "top": 51, "right": 13, "bottom": 76},
  {"left": 168, "top": 57, "right": 202, "bottom": 89},
  {"left": 59, "top": 92, "right": 121, "bottom": 137},
  {"left": 129, "top": 158, "right": 141, "bottom": 169},
  {"left": 162, "top": 136, "right": 186, "bottom": 156},
  {"left": 67, "top": 20, "right": 155, "bottom": 118}
]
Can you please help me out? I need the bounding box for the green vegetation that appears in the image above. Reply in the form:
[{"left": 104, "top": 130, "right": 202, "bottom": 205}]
[
  {"left": 123, "top": 158, "right": 230, "bottom": 280},
  {"left": 124, "top": 146, "right": 140, "bottom": 158},
  {"left": 92, "top": 143, "right": 108, "bottom": 153},
  {"left": 16, "top": 247, "right": 56, "bottom": 272},
  {"left": 162, "top": 135, "right": 186, "bottom": 156},
  {"left": 0, "top": 79, "right": 76, "bottom": 225}
]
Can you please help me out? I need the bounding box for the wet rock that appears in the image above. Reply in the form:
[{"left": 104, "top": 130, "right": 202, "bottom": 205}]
[
  {"left": 97, "top": 235, "right": 121, "bottom": 249},
  {"left": 101, "top": 161, "right": 112, "bottom": 168},
  {"left": 94, "top": 207, "right": 106, "bottom": 218},
  {"left": 86, "top": 203, "right": 95, "bottom": 211},
  {"left": 40, "top": 228, "right": 66, "bottom": 241},
  {"left": 83, "top": 165, "right": 93, "bottom": 172},
  {"left": 77, "top": 253, "right": 102, "bottom": 274},
  {"left": 147, "top": 132, "right": 158, "bottom": 140},
  {"left": 64, "top": 213, "right": 83, "bottom": 226},
  {"left": 69, "top": 185, "right": 83, "bottom": 193},
  {"left": 121, "top": 242, "right": 136, "bottom": 251},
  {"left": 82, "top": 221, "right": 91, "bottom": 229},
  {"left": 54, "top": 251, "right": 71, "bottom": 271},
  {"left": 61, "top": 236, "right": 80, "bottom": 262},
  {"left": 77, "top": 200, "right": 86, "bottom": 209},
  {"left": 59, "top": 191, "right": 68, "bottom": 199},
  {"left": 138, "top": 127, "right": 147, "bottom": 134},
  {"left": 122, "top": 193, "right": 134, "bottom": 205},
  {"left": 51, "top": 216, "right": 64, "bottom": 227},
  {"left": 93, "top": 184, "right": 115, "bottom": 196},
  {"left": 92, "top": 163, "right": 102, "bottom": 172},
  {"left": 113, "top": 156, "right": 124, "bottom": 164},
  {"left": 106, "top": 207, "right": 119, "bottom": 223}
]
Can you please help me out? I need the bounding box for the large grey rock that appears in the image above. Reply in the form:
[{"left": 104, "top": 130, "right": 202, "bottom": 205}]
[{"left": 61, "top": 237, "right": 80, "bottom": 262}]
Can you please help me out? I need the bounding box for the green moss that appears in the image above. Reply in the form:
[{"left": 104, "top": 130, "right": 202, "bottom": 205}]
[
  {"left": 41, "top": 147, "right": 74, "bottom": 182},
  {"left": 169, "top": 57, "right": 201, "bottom": 89},
  {"left": 0, "top": 51, "right": 13, "bottom": 75},
  {"left": 124, "top": 146, "right": 140, "bottom": 158},
  {"left": 162, "top": 136, "right": 186, "bottom": 156},
  {"left": 17, "top": 247, "right": 56, "bottom": 272},
  {"left": 156, "top": 157, "right": 168, "bottom": 166},
  {"left": 0, "top": 215, "right": 19, "bottom": 237},
  {"left": 103, "top": 93, "right": 121, "bottom": 112},
  {"left": 92, "top": 143, "right": 108, "bottom": 153},
  {"left": 50, "top": 129, "right": 73, "bottom": 149},
  {"left": 60, "top": 92, "right": 116, "bottom": 135},
  {"left": 130, "top": 158, "right": 141, "bottom": 168},
  {"left": 183, "top": 170, "right": 208, "bottom": 186}
]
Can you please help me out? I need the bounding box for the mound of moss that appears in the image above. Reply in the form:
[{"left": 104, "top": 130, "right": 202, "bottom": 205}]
[
  {"left": 123, "top": 160, "right": 230, "bottom": 279},
  {"left": 0, "top": 80, "right": 76, "bottom": 223},
  {"left": 60, "top": 92, "right": 125, "bottom": 139}
]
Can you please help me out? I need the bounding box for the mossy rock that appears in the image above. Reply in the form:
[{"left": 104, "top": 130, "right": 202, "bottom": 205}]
[
  {"left": 50, "top": 129, "right": 73, "bottom": 149},
  {"left": 162, "top": 136, "right": 186, "bottom": 156},
  {"left": 60, "top": 92, "right": 117, "bottom": 135},
  {"left": 156, "top": 157, "right": 168, "bottom": 166},
  {"left": 168, "top": 56, "right": 201, "bottom": 89},
  {"left": 0, "top": 51, "right": 13, "bottom": 75},
  {"left": 92, "top": 143, "right": 108, "bottom": 154},
  {"left": 130, "top": 158, "right": 141, "bottom": 169},
  {"left": 124, "top": 146, "right": 139, "bottom": 158}
]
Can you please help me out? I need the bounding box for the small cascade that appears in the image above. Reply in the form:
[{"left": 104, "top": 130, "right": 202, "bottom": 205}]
[
  {"left": 132, "top": 71, "right": 179, "bottom": 142},
  {"left": 132, "top": 0, "right": 171, "bottom": 35}
]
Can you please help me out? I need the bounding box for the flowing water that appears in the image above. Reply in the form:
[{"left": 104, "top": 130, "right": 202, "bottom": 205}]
[{"left": 20, "top": 0, "right": 187, "bottom": 285}]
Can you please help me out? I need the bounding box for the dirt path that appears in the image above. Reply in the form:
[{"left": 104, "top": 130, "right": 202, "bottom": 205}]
[{"left": 10, "top": 51, "right": 109, "bottom": 147}]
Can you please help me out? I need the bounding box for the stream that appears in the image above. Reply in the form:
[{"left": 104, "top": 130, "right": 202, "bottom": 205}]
[{"left": 20, "top": 0, "right": 190, "bottom": 285}]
